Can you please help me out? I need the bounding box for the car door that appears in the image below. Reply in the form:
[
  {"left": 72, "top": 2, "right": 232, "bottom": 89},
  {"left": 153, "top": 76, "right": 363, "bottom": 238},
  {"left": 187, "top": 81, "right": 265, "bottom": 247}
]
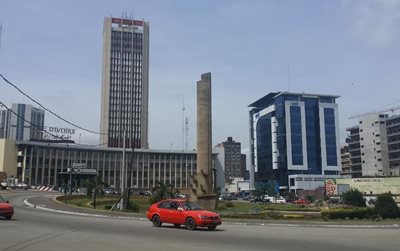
[
  {"left": 157, "top": 201, "right": 172, "bottom": 223},
  {"left": 168, "top": 201, "right": 183, "bottom": 224}
]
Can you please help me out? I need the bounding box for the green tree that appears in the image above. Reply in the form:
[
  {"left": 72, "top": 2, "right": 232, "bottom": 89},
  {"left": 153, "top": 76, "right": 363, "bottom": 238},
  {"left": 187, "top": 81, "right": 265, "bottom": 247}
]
[
  {"left": 374, "top": 193, "right": 400, "bottom": 219},
  {"left": 342, "top": 189, "right": 366, "bottom": 207},
  {"left": 85, "top": 176, "right": 108, "bottom": 196},
  {"left": 150, "top": 182, "right": 179, "bottom": 204}
]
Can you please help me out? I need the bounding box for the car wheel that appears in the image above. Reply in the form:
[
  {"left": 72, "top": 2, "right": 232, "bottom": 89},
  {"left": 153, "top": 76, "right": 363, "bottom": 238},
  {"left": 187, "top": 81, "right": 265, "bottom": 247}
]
[
  {"left": 208, "top": 226, "right": 216, "bottom": 231},
  {"left": 185, "top": 217, "right": 196, "bottom": 230},
  {"left": 152, "top": 215, "right": 162, "bottom": 227},
  {"left": 173, "top": 224, "right": 180, "bottom": 228}
]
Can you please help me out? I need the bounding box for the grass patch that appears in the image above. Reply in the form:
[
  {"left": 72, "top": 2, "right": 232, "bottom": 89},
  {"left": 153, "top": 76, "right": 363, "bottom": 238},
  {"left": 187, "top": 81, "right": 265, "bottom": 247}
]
[{"left": 57, "top": 194, "right": 152, "bottom": 213}]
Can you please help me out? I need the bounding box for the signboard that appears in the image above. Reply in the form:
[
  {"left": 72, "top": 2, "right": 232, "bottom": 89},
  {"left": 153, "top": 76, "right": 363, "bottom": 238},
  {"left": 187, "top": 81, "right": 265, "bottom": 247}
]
[
  {"left": 337, "top": 184, "right": 350, "bottom": 195},
  {"left": 44, "top": 126, "right": 76, "bottom": 140},
  {"left": 333, "top": 177, "right": 400, "bottom": 195},
  {"left": 324, "top": 178, "right": 336, "bottom": 195},
  {"left": 237, "top": 181, "right": 250, "bottom": 191}
]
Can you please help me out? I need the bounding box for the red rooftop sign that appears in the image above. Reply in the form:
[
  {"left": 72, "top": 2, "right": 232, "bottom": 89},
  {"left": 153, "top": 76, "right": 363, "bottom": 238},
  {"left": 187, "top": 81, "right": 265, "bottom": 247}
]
[{"left": 111, "top": 18, "right": 144, "bottom": 26}]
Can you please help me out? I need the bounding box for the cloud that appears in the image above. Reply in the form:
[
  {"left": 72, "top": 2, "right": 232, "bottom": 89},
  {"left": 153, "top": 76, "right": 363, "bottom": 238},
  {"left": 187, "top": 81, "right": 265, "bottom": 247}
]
[{"left": 342, "top": 0, "right": 400, "bottom": 47}]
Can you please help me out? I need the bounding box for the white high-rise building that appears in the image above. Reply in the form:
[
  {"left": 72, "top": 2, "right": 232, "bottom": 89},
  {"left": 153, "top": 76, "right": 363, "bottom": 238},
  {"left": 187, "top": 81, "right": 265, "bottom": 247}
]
[{"left": 100, "top": 17, "right": 149, "bottom": 149}]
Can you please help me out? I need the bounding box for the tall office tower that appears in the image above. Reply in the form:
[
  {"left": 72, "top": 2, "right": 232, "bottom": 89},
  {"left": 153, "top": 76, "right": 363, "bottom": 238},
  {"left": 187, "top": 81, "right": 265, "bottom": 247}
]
[
  {"left": 100, "top": 17, "right": 149, "bottom": 149},
  {"left": 216, "top": 137, "right": 244, "bottom": 181},
  {"left": 7, "top": 104, "right": 45, "bottom": 141},
  {"left": 249, "top": 92, "right": 341, "bottom": 192}
]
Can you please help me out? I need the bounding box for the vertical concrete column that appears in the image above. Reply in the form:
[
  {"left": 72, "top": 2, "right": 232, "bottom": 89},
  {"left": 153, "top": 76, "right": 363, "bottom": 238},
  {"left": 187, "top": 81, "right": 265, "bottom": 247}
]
[{"left": 196, "top": 72, "right": 213, "bottom": 195}]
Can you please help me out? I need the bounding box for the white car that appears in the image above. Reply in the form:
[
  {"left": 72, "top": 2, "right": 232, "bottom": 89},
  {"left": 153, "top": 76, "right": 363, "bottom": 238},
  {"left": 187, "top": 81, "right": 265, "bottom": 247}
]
[{"left": 274, "top": 196, "right": 286, "bottom": 204}]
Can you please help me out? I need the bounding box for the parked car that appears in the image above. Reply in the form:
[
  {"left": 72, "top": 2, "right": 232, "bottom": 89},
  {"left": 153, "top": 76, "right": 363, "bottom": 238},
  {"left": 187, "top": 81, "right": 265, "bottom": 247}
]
[
  {"left": 274, "top": 196, "right": 287, "bottom": 204},
  {"left": 250, "top": 196, "right": 269, "bottom": 204},
  {"left": 0, "top": 194, "right": 14, "bottom": 220},
  {"left": 292, "top": 199, "right": 310, "bottom": 205},
  {"left": 146, "top": 199, "right": 222, "bottom": 230}
]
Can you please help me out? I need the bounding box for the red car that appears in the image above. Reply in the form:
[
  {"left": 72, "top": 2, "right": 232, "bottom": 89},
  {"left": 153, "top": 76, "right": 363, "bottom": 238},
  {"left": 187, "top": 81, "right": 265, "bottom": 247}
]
[
  {"left": 0, "top": 194, "right": 14, "bottom": 220},
  {"left": 292, "top": 199, "right": 310, "bottom": 205},
  {"left": 147, "top": 199, "right": 222, "bottom": 230}
]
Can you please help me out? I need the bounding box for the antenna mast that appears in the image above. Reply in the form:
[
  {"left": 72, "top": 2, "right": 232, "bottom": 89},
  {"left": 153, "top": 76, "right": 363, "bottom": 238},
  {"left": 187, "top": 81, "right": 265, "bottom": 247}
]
[
  {"left": 182, "top": 95, "right": 185, "bottom": 152},
  {"left": 0, "top": 23, "right": 2, "bottom": 53},
  {"left": 185, "top": 117, "right": 189, "bottom": 150}
]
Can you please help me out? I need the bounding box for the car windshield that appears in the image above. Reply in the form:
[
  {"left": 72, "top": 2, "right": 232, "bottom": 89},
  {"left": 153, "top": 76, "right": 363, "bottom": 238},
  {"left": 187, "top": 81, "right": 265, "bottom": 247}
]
[{"left": 180, "top": 201, "right": 203, "bottom": 211}]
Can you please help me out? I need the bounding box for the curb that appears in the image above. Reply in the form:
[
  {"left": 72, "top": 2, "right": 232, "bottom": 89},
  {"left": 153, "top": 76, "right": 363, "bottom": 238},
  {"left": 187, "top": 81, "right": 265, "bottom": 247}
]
[
  {"left": 23, "top": 197, "right": 148, "bottom": 221},
  {"left": 23, "top": 196, "right": 400, "bottom": 229}
]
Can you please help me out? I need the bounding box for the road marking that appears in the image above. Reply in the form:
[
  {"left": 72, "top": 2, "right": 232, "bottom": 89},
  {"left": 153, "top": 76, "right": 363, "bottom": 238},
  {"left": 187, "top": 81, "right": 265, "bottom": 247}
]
[
  {"left": 22, "top": 197, "right": 400, "bottom": 229},
  {"left": 23, "top": 198, "right": 147, "bottom": 221}
]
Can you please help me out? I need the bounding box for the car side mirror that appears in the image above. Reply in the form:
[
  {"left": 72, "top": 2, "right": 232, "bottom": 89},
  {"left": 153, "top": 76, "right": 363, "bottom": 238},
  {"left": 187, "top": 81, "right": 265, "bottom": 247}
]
[{"left": 177, "top": 207, "right": 183, "bottom": 211}]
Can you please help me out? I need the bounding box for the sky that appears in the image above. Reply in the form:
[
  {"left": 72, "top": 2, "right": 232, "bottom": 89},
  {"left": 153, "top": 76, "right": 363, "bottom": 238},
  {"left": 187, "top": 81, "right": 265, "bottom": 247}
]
[{"left": 1, "top": 0, "right": 400, "bottom": 151}]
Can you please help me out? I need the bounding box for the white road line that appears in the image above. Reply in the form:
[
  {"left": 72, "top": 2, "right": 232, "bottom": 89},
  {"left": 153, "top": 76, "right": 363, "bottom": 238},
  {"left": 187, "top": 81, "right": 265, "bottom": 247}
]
[
  {"left": 23, "top": 198, "right": 147, "bottom": 221},
  {"left": 22, "top": 197, "right": 400, "bottom": 229}
]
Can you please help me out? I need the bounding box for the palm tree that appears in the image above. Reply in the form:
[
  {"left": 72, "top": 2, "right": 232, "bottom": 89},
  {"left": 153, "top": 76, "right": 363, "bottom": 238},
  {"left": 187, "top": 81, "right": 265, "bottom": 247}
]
[{"left": 151, "top": 181, "right": 180, "bottom": 203}]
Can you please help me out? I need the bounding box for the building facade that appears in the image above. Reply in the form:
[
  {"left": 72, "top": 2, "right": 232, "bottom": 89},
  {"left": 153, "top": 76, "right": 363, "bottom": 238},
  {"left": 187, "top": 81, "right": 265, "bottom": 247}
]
[
  {"left": 216, "top": 137, "right": 244, "bottom": 181},
  {"left": 0, "top": 104, "right": 44, "bottom": 141},
  {"left": 340, "top": 145, "right": 351, "bottom": 177},
  {"left": 0, "top": 140, "right": 222, "bottom": 191},
  {"left": 100, "top": 17, "right": 149, "bottom": 149},
  {"left": 249, "top": 92, "right": 341, "bottom": 192},
  {"left": 387, "top": 115, "right": 400, "bottom": 176},
  {"left": 347, "top": 113, "right": 400, "bottom": 177}
]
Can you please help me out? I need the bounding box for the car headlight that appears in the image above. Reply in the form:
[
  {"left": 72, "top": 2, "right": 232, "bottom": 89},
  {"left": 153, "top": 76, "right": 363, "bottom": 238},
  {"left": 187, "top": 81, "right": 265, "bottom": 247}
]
[{"left": 198, "top": 215, "right": 208, "bottom": 219}]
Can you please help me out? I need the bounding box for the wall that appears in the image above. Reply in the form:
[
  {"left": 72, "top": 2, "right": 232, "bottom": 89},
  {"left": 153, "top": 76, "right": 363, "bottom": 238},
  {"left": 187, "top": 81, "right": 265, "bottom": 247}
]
[
  {"left": 334, "top": 177, "right": 400, "bottom": 195},
  {"left": 0, "top": 139, "right": 17, "bottom": 177}
]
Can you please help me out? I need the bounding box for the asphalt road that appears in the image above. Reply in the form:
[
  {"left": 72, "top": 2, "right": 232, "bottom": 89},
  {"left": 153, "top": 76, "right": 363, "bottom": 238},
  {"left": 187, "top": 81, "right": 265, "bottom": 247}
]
[{"left": 0, "top": 191, "right": 399, "bottom": 251}]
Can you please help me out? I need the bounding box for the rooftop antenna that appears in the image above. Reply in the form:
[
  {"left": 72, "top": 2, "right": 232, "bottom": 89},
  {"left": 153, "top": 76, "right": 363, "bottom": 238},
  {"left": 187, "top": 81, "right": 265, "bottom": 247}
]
[
  {"left": 185, "top": 117, "right": 189, "bottom": 150},
  {"left": 0, "top": 22, "right": 3, "bottom": 54},
  {"left": 287, "top": 63, "right": 291, "bottom": 92},
  {"left": 182, "top": 95, "right": 185, "bottom": 152}
]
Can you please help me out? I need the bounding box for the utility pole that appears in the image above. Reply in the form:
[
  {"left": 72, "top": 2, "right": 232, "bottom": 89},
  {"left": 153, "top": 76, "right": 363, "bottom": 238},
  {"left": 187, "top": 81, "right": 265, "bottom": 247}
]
[{"left": 120, "top": 130, "right": 126, "bottom": 210}]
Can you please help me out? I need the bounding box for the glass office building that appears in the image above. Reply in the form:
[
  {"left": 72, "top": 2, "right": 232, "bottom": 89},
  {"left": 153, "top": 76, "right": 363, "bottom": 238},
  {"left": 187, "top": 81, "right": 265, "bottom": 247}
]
[{"left": 249, "top": 92, "right": 340, "bottom": 192}]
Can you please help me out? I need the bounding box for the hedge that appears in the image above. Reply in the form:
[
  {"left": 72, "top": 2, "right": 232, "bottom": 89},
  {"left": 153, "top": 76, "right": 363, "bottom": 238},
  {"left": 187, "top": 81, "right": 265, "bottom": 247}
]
[{"left": 321, "top": 208, "right": 370, "bottom": 219}]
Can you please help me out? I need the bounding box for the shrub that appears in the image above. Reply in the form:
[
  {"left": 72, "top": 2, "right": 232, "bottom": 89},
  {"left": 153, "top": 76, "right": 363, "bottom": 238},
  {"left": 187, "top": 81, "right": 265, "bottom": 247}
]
[
  {"left": 321, "top": 208, "right": 368, "bottom": 220},
  {"left": 374, "top": 193, "right": 400, "bottom": 219},
  {"left": 265, "top": 210, "right": 283, "bottom": 220},
  {"left": 225, "top": 202, "right": 234, "bottom": 208},
  {"left": 104, "top": 205, "right": 112, "bottom": 210},
  {"left": 342, "top": 189, "right": 366, "bottom": 207},
  {"left": 127, "top": 201, "right": 140, "bottom": 213}
]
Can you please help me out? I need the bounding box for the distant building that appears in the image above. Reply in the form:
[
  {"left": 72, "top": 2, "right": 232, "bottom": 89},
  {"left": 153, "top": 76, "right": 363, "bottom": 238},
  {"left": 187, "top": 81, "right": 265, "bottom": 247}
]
[
  {"left": 346, "top": 113, "right": 400, "bottom": 177},
  {"left": 215, "top": 137, "right": 245, "bottom": 181},
  {"left": 0, "top": 108, "right": 10, "bottom": 138},
  {"left": 100, "top": 17, "right": 149, "bottom": 149},
  {"left": 241, "top": 154, "right": 247, "bottom": 178},
  {"left": 249, "top": 92, "right": 341, "bottom": 193},
  {"left": 0, "top": 104, "right": 44, "bottom": 141},
  {"left": 340, "top": 145, "right": 351, "bottom": 177}
]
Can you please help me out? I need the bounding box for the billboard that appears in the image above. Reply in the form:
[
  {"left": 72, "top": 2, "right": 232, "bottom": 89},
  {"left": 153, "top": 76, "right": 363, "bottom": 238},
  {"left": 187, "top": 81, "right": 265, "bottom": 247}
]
[
  {"left": 333, "top": 177, "right": 400, "bottom": 195},
  {"left": 324, "top": 178, "right": 336, "bottom": 195}
]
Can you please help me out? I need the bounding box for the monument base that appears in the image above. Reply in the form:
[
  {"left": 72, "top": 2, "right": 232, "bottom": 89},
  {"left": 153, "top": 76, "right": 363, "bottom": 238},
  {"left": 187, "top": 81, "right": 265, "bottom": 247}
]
[{"left": 195, "top": 194, "right": 218, "bottom": 211}]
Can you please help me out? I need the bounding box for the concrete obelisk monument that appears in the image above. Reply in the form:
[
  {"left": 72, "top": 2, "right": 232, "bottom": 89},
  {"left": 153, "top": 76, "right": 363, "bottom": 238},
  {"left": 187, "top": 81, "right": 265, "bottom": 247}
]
[{"left": 190, "top": 72, "right": 217, "bottom": 210}]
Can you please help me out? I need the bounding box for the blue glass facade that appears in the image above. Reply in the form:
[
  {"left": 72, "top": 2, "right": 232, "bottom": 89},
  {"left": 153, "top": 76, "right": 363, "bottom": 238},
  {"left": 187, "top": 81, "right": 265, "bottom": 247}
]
[
  {"left": 304, "top": 98, "right": 321, "bottom": 173},
  {"left": 290, "top": 106, "right": 303, "bottom": 165},
  {"left": 16, "top": 104, "right": 25, "bottom": 141},
  {"left": 255, "top": 113, "right": 273, "bottom": 180},
  {"left": 324, "top": 108, "right": 338, "bottom": 166},
  {"left": 249, "top": 92, "right": 339, "bottom": 191}
]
